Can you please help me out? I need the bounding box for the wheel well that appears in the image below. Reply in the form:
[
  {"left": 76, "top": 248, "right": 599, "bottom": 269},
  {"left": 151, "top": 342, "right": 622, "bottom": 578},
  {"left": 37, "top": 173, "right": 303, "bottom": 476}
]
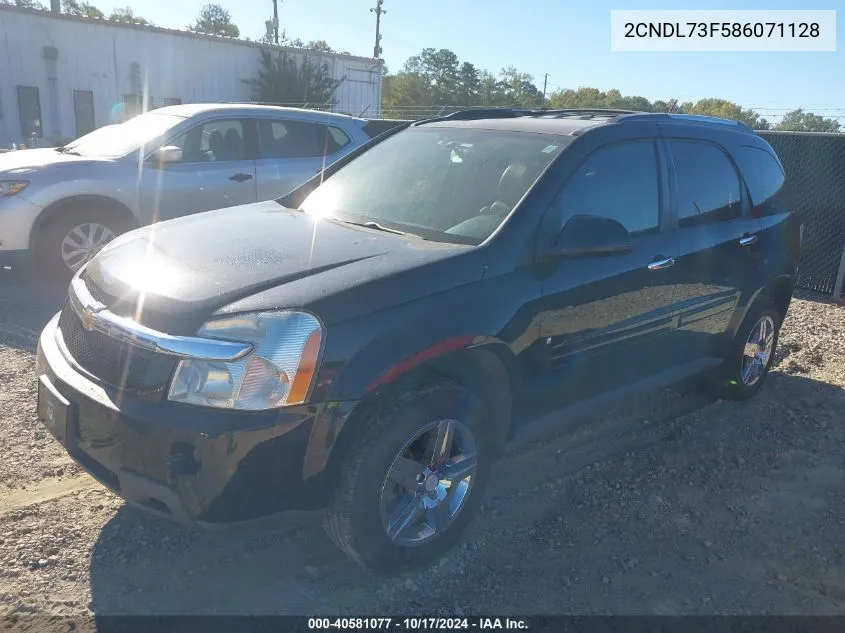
[
  {"left": 766, "top": 276, "right": 794, "bottom": 323},
  {"left": 324, "top": 346, "right": 516, "bottom": 482},
  {"left": 30, "top": 195, "right": 138, "bottom": 248}
]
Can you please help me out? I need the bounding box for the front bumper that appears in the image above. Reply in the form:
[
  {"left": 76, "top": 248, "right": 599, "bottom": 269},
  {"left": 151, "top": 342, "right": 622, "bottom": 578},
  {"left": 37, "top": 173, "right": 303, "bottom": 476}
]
[
  {"left": 0, "top": 194, "right": 42, "bottom": 252},
  {"left": 35, "top": 313, "right": 356, "bottom": 524}
]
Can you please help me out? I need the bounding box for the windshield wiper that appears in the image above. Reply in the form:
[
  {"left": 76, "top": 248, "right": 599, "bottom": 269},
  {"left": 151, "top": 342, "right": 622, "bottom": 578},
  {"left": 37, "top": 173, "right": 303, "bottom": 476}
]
[
  {"left": 337, "top": 220, "right": 407, "bottom": 236},
  {"left": 56, "top": 146, "right": 82, "bottom": 156}
]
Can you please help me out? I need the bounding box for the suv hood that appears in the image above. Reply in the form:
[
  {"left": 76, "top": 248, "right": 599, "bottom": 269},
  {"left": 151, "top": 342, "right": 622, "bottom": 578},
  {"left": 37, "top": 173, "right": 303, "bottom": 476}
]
[
  {"left": 83, "top": 201, "right": 484, "bottom": 328},
  {"left": 0, "top": 148, "right": 101, "bottom": 173}
]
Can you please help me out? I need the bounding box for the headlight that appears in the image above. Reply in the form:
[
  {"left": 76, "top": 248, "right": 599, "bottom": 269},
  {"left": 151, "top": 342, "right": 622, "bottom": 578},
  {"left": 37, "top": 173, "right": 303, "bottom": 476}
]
[
  {"left": 168, "top": 311, "right": 323, "bottom": 410},
  {"left": 0, "top": 181, "right": 29, "bottom": 196}
]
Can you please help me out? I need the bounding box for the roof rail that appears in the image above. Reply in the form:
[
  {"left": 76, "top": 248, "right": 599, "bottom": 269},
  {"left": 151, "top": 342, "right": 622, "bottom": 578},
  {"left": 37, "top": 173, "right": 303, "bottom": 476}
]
[
  {"left": 413, "top": 107, "right": 643, "bottom": 126},
  {"left": 618, "top": 112, "right": 755, "bottom": 132},
  {"left": 533, "top": 108, "right": 644, "bottom": 118},
  {"left": 413, "top": 107, "right": 530, "bottom": 125}
]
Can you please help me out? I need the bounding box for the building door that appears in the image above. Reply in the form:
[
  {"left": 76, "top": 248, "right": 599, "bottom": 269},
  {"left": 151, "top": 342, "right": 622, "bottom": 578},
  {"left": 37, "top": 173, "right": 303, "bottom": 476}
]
[
  {"left": 16, "top": 86, "right": 42, "bottom": 144},
  {"left": 73, "top": 90, "right": 95, "bottom": 138}
]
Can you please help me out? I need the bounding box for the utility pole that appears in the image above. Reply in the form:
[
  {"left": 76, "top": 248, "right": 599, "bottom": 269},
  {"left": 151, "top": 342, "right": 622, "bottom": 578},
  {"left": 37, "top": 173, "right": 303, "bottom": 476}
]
[
  {"left": 542, "top": 73, "right": 550, "bottom": 101},
  {"left": 371, "top": 0, "right": 386, "bottom": 59},
  {"left": 272, "top": 0, "right": 280, "bottom": 45}
]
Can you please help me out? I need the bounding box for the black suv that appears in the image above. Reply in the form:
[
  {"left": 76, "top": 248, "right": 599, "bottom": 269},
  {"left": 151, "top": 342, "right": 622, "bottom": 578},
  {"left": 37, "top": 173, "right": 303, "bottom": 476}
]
[{"left": 35, "top": 109, "right": 800, "bottom": 570}]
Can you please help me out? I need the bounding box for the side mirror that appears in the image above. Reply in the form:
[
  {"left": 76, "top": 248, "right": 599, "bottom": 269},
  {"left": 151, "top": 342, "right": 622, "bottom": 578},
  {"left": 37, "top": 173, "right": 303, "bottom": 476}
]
[
  {"left": 152, "top": 145, "right": 182, "bottom": 165},
  {"left": 545, "top": 214, "right": 633, "bottom": 259}
]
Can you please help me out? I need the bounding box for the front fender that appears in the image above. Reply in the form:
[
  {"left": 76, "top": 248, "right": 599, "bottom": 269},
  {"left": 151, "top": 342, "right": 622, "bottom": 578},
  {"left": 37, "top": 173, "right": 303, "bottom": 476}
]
[{"left": 316, "top": 277, "right": 537, "bottom": 403}]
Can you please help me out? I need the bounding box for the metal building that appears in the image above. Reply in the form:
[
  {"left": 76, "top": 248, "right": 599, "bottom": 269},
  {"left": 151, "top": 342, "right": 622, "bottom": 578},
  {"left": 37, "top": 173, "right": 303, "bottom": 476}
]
[{"left": 0, "top": 5, "right": 384, "bottom": 148}]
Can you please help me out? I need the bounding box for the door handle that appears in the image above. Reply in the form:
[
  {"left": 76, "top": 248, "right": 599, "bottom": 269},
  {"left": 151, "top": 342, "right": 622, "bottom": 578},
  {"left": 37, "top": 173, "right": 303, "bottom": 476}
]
[
  {"left": 229, "top": 173, "right": 253, "bottom": 182},
  {"left": 739, "top": 234, "right": 759, "bottom": 247},
  {"left": 647, "top": 257, "right": 675, "bottom": 271}
]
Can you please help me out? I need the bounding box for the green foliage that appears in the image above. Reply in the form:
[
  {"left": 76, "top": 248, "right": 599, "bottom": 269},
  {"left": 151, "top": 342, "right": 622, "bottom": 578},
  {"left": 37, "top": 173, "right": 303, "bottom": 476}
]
[
  {"left": 774, "top": 109, "right": 840, "bottom": 133},
  {"left": 61, "top": 0, "right": 103, "bottom": 18},
  {"left": 109, "top": 7, "right": 152, "bottom": 25},
  {"left": 188, "top": 3, "right": 239, "bottom": 38},
  {"left": 305, "top": 40, "right": 334, "bottom": 53},
  {"left": 1, "top": 0, "right": 47, "bottom": 9},
  {"left": 381, "top": 47, "right": 545, "bottom": 118},
  {"left": 678, "top": 98, "right": 769, "bottom": 129},
  {"left": 250, "top": 48, "right": 340, "bottom": 107},
  {"left": 383, "top": 51, "right": 837, "bottom": 131}
]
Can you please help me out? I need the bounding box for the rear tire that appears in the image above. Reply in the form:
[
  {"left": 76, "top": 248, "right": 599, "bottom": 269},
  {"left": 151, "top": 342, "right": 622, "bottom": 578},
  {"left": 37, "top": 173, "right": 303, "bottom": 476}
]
[
  {"left": 36, "top": 205, "right": 129, "bottom": 281},
  {"left": 714, "top": 296, "right": 781, "bottom": 400},
  {"left": 323, "top": 380, "right": 495, "bottom": 572}
]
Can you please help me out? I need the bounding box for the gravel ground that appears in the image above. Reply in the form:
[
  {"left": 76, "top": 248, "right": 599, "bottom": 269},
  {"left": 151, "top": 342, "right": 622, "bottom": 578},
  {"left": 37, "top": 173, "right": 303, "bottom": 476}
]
[{"left": 1, "top": 266, "right": 844, "bottom": 621}]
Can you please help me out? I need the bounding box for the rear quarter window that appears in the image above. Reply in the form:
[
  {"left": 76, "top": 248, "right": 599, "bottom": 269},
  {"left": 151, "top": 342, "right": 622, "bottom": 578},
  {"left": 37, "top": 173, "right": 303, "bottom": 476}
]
[{"left": 733, "top": 145, "right": 793, "bottom": 217}]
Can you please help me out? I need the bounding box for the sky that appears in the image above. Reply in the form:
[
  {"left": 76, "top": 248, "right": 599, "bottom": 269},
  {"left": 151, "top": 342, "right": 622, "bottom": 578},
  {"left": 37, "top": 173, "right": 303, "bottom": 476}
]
[{"left": 106, "top": 0, "right": 843, "bottom": 123}]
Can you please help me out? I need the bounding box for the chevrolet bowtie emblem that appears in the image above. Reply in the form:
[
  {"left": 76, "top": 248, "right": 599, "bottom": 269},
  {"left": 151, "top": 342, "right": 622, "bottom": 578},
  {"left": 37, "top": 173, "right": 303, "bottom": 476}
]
[{"left": 79, "top": 304, "right": 101, "bottom": 331}]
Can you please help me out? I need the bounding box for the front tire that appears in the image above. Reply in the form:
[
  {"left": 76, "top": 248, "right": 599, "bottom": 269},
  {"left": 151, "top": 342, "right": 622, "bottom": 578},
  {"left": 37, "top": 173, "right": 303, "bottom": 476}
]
[
  {"left": 36, "top": 205, "right": 128, "bottom": 281},
  {"left": 324, "top": 380, "right": 495, "bottom": 572},
  {"left": 715, "top": 296, "right": 781, "bottom": 400}
]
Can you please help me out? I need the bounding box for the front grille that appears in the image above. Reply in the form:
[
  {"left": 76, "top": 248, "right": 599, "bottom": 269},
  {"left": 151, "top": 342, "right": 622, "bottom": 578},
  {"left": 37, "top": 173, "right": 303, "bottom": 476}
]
[
  {"left": 80, "top": 271, "right": 115, "bottom": 306},
  {"left": 57, "top": 305, "right": 175, "bottom": 393}
]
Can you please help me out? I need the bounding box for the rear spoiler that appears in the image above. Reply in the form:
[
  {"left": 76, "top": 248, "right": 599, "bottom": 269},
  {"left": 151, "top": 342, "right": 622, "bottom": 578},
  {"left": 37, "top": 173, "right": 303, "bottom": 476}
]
[{"left": 362, "top": 119, "right": 410, "bottom": 138}]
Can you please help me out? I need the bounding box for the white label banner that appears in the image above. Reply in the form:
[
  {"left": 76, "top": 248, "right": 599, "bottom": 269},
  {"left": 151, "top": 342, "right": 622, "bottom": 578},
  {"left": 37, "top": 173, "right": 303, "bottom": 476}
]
[{"left": 611, "top": 10, "right": 836, "bottom": 52}]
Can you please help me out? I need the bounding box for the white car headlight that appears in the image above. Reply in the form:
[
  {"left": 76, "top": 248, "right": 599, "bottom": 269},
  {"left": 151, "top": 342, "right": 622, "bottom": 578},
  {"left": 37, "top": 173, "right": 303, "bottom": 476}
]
[
  {"left": 0, "top": 180, "right": 29, "bottom": 196},
  {"left": 168, "top": 311, "right": 323, "bottom": 410}
]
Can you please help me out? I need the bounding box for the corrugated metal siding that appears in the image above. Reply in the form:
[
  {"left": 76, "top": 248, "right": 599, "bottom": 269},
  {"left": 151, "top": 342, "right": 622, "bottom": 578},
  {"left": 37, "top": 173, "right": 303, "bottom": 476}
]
[{"left": 0, "top": 6, "right": 383, "bottom": 146}]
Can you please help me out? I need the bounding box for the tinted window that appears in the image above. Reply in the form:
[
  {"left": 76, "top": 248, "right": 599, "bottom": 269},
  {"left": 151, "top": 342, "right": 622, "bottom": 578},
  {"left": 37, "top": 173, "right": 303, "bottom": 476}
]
[
  {"left": 257, "top": 120, "right": 349, "bottom": 159},
  {"left": 733, "top": 145, "right": 792, "bottom": 217},
  {"left": 670, "top": 140, "right": 741, "bottom": 227},
  {"left": 557, "top": 141, "right": 660, "bottom": 234},
  {"left": 170, "top": 119, "right": 246, "bottom": 163}
]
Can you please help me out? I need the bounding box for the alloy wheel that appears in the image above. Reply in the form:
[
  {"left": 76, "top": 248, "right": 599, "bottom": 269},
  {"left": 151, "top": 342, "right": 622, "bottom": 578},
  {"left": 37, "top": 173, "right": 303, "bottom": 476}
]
[
  {"left": 379, "top": 419, "right": 478, "bottom": 547},
  {"left": 740, "top": 315, "right": 776, "bottom": 386},
  {"left": 60, "top": 222, "right": 115, "bottom": 272}
]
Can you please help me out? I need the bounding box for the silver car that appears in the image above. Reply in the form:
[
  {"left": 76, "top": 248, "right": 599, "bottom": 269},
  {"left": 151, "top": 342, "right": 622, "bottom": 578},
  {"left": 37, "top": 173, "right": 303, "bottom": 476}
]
[{"left": 0, "top": 104, "right": 376, "bottom": 276}]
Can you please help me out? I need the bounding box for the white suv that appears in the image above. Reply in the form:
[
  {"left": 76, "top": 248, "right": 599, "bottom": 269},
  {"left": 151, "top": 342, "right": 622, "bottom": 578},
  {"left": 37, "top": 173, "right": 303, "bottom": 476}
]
[{"left": 0, "top": 104, "right": 375, "bottom": 277}]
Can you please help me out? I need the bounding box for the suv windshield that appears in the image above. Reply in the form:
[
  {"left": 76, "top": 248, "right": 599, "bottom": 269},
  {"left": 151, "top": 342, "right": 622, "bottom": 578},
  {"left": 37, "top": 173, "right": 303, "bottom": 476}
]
[
  {"left": 300, "top": 126, "right": 566, "bottom": 245},
  {"left": 64, "top": 112, "right": 185, "bottom": 159}
]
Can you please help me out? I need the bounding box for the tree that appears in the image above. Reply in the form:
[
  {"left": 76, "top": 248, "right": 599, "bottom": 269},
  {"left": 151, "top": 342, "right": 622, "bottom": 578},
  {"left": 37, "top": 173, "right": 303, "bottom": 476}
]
[
  {"left": 1, "top": 0, "right": 47, "bottom": 9},
  {"left": 678, "top": 98, "right": 769, "bottom": 130},
  {"left": 61, "top": 0, "right": 103, "bottom": 18},
  {"left": 188, "top": 3, "right": 239, "bottom": 38},
  {"left": 305, "top": 40, "right": 334, "bottom": 53},
  {"left": 457, "top": 62, "right": 480, "bottom": 106},
  {"left": 109, "top": 7, "right": 152, "bottom": 25},
  {"left": 774, "top": 109, "right": 840, "bottom": 133},
  {"left": 499, "top": 66, "right": 543, "bottom": 107},
  {"left": 547, "top": 87, "right": 774, "bottom": 129},
  {"left": 250, "top": 48, "right": 340, "bottom": 106}
]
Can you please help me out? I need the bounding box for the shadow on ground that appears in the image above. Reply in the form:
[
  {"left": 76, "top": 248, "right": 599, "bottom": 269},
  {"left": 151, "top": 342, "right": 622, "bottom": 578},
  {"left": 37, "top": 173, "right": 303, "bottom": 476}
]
[
  {"left": 88, "top": 372, "right": 845, "bottom": 617},
  {"left": 0, "top": 266, "right": 67, "bottom": 352}
]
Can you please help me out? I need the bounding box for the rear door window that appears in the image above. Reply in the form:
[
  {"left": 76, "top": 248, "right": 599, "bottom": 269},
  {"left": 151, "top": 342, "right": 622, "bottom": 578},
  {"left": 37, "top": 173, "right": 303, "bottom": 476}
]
[
  {"left": 257, "top": 119, "right": 349, "bottom": 159},
  {"left": 732, "top": 145, "right": 793, "bottom": 217},
  {"left": 669, "top": 140, "right": 742, "bottom": 227}
]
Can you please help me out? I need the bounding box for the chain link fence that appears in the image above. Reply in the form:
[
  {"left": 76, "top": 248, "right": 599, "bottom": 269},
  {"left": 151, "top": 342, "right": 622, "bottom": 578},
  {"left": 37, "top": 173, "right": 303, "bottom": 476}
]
[{"left": 759, "top": 131, "right": 845, "bottom": 296}]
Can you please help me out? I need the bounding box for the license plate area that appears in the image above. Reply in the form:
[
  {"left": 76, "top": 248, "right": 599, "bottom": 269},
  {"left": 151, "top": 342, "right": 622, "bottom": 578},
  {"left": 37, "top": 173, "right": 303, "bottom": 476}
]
[{"left": 37, "top": 375, "right": 75, "bottom": 445}]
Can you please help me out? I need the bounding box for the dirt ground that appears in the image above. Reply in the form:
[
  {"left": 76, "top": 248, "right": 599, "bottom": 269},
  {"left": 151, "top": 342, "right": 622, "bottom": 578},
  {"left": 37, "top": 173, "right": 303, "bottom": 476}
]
[{"left": 1, "top": 267, "right": 844, "bottom": 620}]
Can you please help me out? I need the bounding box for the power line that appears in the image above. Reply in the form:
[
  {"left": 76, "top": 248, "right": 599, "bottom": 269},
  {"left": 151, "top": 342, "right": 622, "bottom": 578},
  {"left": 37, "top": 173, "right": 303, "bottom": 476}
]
[{"left": 370, "top": 0, "right": 386, "bottom": 59}]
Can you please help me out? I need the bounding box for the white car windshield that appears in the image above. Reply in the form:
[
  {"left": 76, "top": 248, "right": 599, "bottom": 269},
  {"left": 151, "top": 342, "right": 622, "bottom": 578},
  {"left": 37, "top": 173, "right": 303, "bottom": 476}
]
[{"left": 64, "top": 112, "right": 185, "bottom": 159}]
